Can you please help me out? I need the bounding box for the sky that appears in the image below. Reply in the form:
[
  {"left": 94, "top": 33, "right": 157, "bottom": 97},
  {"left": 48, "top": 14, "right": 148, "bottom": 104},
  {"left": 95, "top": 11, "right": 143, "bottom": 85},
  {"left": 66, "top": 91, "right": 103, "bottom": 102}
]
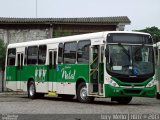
[{"left": 0, "top": 0, "right": 160, "bottom": 30}]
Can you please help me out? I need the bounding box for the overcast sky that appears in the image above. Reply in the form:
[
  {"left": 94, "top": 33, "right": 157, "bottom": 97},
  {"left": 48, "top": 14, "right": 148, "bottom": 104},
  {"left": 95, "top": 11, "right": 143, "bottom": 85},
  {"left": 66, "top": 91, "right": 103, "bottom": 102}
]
[{"left": 0, "top": 0, "right": 159, "bottom": 30}]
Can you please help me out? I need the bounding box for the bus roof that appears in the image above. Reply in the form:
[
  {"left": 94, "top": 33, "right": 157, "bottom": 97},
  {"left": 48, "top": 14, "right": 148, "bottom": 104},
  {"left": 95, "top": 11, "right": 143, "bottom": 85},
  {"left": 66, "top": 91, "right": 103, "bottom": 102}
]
[{"left": 7, "top": 31, "right": 151, "bottom": 48}]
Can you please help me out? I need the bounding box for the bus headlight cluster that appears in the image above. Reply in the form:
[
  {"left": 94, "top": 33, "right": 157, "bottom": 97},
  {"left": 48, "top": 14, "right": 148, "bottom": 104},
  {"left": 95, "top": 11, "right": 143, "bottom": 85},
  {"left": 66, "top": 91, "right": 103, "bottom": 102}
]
[
  {"left": 146, "top": 80, "right": 157, "bottom": 88},
  {"left": 109, "top": 79, "right": 119, "bottom": 87}
]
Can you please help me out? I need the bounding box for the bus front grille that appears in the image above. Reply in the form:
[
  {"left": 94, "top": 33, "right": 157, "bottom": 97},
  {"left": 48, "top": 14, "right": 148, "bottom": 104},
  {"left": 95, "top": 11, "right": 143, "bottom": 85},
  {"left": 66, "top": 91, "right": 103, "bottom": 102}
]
[
  {"left": 115, "top": 76, "right": 151, "bottom": 83},
  {"left": 124, "top": 89, "right": 142, "bottom": 94}
]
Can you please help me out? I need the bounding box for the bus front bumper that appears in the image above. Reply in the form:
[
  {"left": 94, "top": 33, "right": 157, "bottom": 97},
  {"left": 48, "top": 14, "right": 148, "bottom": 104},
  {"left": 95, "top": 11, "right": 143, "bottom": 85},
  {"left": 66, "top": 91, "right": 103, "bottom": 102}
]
[{"left": 105, "top": 84, "right": 156, "bottom": 97}]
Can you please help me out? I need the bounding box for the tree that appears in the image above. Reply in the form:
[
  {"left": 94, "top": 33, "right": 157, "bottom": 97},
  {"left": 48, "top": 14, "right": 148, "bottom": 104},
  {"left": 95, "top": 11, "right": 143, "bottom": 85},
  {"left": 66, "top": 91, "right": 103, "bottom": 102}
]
[
  {"left": 0, "top": 39, "right": 6, "bottom": 71},
  {"left": 135, "top": 26, "right": 160, "bottom": 43}
]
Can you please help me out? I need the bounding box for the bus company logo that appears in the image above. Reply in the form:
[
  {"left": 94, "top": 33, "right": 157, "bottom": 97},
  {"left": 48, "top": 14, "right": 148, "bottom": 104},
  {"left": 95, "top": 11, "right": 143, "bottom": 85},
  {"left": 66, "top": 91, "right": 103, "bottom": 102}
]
[
  {"left": 61, "top": 68, "right": 76, "bottom": 80},
  {"left": 35, "top": 67, "right": 47, "bottom": 81}
]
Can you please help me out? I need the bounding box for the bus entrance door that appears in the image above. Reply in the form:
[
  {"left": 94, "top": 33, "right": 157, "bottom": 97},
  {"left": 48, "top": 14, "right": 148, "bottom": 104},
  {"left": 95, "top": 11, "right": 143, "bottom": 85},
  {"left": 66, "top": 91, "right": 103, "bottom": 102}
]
[
  {"left": 48, "top": 49, "right": 57, "bottom": 92},
  {"left": 16, "top": 47, "right": 25, "bottom": 90},
  {"left": 89, "top": 45, "right": 104, "bottom": 96}
]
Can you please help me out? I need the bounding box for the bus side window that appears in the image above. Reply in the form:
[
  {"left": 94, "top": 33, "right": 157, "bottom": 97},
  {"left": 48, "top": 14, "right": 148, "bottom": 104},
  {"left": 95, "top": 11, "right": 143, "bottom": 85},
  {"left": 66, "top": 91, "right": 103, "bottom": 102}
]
[
  {"left": 54, "top": 51, "right": 57, "bottom": 68},
  {"left": 64, "top": 42, "right": 77, "bottom": 64},
  {"left": 49, "top": 51, "right": 53, "bottom": 68},
  {"left": 27, "top": 46, "right": 38, "bottom": 65},
  {"left": 7, "top": 48, "right": 16, "bottom": 66},
  {"left": 17, "top": 54, "right": 21, "bottom": 69},
  {"left": 24, "top": 47, "right": 27, "bottom": 65},
  {"left": 58, "top": 43, "right": 63, "bottom": 64},
  {"left": 38, "top": 45, "right": 47, "bottom": 65},
  {"left": 77, "top": 40, "right": 90, "bottom": 63}
]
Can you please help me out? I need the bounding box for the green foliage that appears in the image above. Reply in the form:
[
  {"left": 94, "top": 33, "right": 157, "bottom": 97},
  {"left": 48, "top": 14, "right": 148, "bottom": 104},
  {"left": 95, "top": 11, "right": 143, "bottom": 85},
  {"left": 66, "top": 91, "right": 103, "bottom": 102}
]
[
  {"left": 53, "top": 27, "right": 71, "bottom": 38},
  {"left": 135, "top": 26, "right": 160, "bottom": 43},
  {"left": 0, "top": 39, "right": 6, "bottom": 70},
  {"left": 54, "top": 30, "right": 71, "bottom": 38}
]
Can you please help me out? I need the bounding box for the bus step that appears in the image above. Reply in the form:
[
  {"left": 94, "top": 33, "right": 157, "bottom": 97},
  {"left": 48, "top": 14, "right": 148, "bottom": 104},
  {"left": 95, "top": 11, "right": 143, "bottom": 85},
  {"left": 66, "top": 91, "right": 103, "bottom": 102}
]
[
  {"left": 89, "top": 92, "right": 98, "bottom": 95},
  {"left": 98, "top": 93, "right": 103, "bottom": 96},
  {"left": 48, "top": 92, "right": 57, "bottom": 96},
  {"left": 88, "top": 93, "right": 104, "bottom": 97}
]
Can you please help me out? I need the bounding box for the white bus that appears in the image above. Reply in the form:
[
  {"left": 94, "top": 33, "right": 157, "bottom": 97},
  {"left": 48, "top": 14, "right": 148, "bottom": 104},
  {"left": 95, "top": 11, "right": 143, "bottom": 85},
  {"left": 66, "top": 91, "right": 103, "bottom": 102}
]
[{"left": 5, "top": 31, "right": 156, "bottom": 104}]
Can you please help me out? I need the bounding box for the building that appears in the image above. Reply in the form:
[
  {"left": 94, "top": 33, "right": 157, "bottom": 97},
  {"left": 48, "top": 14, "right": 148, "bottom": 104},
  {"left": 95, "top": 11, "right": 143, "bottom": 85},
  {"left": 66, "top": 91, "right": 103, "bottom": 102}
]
[{"left": 0, "top": 16, "right": 130, "bottom": 44}]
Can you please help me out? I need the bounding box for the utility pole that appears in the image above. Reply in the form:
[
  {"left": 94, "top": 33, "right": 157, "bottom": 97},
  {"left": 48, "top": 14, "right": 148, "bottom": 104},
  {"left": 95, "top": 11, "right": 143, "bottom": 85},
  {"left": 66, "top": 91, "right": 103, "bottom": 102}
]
[{"left": 36, "top": 0, "right": 37, "bottom": 18}]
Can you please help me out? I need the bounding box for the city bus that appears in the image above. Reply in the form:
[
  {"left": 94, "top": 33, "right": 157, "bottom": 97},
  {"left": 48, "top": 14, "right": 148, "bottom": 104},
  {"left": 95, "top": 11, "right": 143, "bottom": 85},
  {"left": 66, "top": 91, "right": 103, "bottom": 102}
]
[{"left": 5, "top": 31, "right": 156, "bottom": 104}]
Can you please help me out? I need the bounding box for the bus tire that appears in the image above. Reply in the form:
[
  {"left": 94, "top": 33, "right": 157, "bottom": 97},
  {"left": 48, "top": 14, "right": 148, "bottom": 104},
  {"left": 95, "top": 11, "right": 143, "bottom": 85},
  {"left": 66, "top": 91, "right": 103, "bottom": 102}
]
[
  {"left": 112, "top": 97, "right": 132, "bottom": 104},
  {"left": 156, "top": 92, "right": 160, "bottom": 99},
  {"left": 28, "top": 81, "right": 37, "bottom": 99},
  {"left": 77, "top": 82, "right": 94, "bottom": 103}
]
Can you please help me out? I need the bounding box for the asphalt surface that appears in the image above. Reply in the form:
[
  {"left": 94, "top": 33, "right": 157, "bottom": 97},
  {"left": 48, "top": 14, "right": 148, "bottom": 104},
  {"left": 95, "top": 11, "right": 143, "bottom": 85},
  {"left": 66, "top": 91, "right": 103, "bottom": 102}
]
[{"left": 0, "top": 93, "right": 160, "bottom": 120}]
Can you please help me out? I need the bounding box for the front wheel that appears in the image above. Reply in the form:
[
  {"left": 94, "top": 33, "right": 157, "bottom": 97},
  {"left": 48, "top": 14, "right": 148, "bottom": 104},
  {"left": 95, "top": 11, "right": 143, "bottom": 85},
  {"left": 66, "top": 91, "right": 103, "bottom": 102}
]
[
  {"left": 77, "top": 82, "right": 94, "bottom": 103},
  {"left": 156, "top": 92, "right": 160, "bottom": 99}
]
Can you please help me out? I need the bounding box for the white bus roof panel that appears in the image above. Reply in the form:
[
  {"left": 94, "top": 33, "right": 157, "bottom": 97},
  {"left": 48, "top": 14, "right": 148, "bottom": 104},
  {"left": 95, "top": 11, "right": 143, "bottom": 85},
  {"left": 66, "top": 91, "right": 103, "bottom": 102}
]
[{"left": 7, "top": 31, "right": 151, "bottom": 48}]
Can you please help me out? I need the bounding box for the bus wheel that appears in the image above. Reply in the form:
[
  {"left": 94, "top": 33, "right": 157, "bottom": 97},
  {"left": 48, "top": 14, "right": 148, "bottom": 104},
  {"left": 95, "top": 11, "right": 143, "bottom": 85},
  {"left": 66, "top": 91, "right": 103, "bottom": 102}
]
[
  {"left": 77, "top": 82, "right": 94, "bottom": 103},
  {"left": 112, "top": 97, "right": 132, "bottom": 104},
  {"left": 156, "top": 93, "right": 160, "bottom": 99},
  {"left": 28, "top": 81, "right": 37, "bottom": 99}
]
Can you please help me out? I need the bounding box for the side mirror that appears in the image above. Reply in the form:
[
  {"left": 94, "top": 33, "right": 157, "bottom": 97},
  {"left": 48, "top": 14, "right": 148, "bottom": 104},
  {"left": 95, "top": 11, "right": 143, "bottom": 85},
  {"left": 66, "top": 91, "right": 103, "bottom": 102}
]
[{"left": 105, "top": 48, "right": 109, "bottom": 58}]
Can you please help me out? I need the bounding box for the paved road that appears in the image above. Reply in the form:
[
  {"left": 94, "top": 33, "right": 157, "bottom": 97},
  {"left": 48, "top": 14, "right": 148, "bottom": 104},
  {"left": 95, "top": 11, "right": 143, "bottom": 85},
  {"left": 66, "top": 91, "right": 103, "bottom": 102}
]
[
  {"left": 0, "top": 94, "right": 160, "bottom": 114},
  {"left": 0, "top": 94, "right": 160, "bottom": 120}
]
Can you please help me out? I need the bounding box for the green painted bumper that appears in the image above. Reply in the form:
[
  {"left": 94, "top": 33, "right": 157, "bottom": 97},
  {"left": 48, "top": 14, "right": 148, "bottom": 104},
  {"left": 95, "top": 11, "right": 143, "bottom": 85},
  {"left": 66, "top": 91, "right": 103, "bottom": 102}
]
[{"left": 105, "top": 84, "right": 156, "bottom": 97}]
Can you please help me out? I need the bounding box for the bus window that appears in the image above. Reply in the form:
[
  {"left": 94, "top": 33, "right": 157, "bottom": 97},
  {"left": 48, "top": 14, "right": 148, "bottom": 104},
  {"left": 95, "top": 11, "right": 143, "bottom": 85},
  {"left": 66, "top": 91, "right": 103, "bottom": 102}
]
[
  {"left": 17, "top": 54, "right": 21, "bottom": 68},
  {"left": 77, "top": 40, "right": 90, "bottom": 63},
  {"left": 38, "top": 45, "right": 47, "bottom": 65},
  {"left": 64, "top": 42, "right": 77, "bottom": 64},
  {"left": 27, "top": 46, "right": 38, "bottom": 65},
  {"left": 24, "top": 47, "right": 27, "bottom": 65},
  {"left": 7, "top": 48, "right": 16, "bottom": 66},
  {"left": 58, "top": 43, "right": 63, "bottom": 63}
]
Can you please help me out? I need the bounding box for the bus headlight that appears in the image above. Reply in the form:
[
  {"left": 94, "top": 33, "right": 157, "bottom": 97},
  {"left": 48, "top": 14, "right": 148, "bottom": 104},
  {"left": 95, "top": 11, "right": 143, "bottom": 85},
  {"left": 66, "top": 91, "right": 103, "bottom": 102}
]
[
  {"left": 109, "top": 79, "right": 119, "bottom": 87},
  {"left": 146, "top": 80, "right": 157, "bottom": 88}
]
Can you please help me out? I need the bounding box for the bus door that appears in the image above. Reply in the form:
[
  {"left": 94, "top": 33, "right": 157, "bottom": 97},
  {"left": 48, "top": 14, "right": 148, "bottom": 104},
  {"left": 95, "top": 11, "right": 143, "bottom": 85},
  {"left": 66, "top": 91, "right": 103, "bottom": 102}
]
[
  {"left": 48, "top": 49, "right": 57, "bottom": 92},
  {"left": 89, "top": 45, "right": 104, "bottom": 96},
  {"left": 16, "top": 47, "right": 25, "bottom": 90}
]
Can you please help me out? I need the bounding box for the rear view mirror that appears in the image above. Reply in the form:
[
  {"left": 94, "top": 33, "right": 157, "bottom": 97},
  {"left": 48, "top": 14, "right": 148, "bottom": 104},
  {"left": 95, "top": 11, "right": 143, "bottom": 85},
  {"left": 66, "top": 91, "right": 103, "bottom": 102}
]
[{"left": 105, "top": 46, "right": 109, "bottom": 58}]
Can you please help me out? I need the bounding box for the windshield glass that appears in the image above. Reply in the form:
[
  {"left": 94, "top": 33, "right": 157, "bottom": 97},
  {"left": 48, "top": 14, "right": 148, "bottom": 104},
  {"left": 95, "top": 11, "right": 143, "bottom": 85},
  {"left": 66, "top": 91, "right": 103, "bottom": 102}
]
[
  {"left": 106, "top": 44, "right": 154, "bottom": 76},
  {"left": 132, "top": 46, "right": 154, "bottom": 75}
]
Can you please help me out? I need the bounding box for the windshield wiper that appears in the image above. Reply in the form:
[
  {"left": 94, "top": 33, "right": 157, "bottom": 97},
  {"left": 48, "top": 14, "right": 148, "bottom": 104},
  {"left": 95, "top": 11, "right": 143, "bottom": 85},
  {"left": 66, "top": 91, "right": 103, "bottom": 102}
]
[
  {"left": 118, "top": 43, "right": 130, "bottom": 60},
  {"left": 135, "top": 44, "right": 144, "bottom": 55}
]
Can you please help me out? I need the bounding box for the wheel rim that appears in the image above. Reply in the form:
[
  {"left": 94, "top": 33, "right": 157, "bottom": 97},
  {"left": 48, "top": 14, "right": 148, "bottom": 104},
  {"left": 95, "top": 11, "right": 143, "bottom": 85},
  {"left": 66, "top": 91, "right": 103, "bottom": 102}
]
[
  {"left": 29, "top": 84, "right": 35, "bottom": 96},
  {"left": 80, "top": 86, "right": 87, "bottom": 100}
]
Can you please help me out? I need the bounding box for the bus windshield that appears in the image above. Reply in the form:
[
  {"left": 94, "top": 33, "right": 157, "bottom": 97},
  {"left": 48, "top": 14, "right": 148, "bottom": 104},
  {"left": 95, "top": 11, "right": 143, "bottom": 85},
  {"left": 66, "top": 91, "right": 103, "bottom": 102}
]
[{"left": 106, "top": 33, "right": 154, "bottom": 77}]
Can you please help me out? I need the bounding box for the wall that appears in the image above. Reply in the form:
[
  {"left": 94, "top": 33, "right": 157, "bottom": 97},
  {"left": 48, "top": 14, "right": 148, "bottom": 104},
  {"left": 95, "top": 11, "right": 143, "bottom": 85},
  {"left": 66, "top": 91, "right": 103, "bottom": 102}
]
[
  {"left": 0, "top": 28, "right": 51, "bottom": 44},
  {"left": 0, "top": 24, "right": 118, "bottom": 44}
]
